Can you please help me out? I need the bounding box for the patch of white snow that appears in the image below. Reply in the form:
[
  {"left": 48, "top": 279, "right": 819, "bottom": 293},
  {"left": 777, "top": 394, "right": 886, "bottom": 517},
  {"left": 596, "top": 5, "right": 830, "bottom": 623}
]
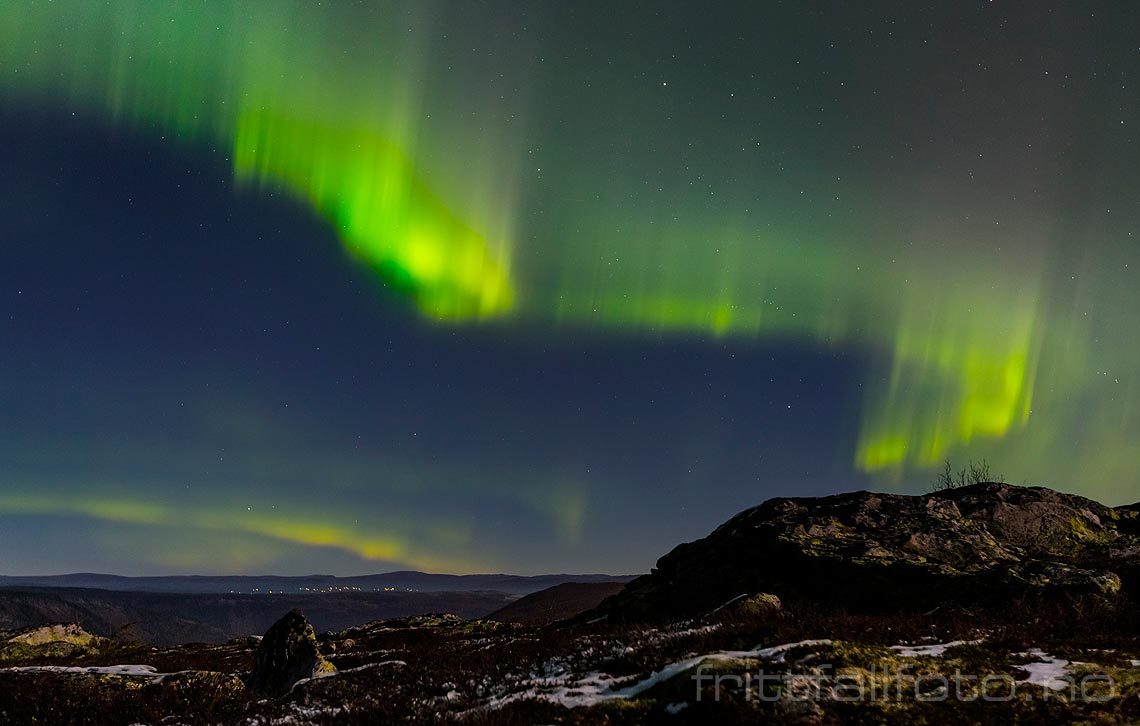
[
  {"left": 890, "top": 640, "right": 981, "bottom": 657},
  {"left": 0, "top": 664, "right": 162, "bottom": 678},
  {"left": 478, "top": 638, "right": 835, "bottom": 711},
  {"left": 1017, "top": 649, "right": 1079, "bottom": 691},
  {"left": 664, "top": 701, "right": 689, "bottom": 714},
  {"left": 336, "top": 659, "right": 407, "bottom": 675}
]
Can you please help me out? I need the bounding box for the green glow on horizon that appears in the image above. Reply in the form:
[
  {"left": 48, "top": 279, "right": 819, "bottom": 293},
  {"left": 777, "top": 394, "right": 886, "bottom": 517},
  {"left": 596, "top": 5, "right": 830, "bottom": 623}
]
[{"left": 0, "top": 493, "right": 479, "bottom": 573}]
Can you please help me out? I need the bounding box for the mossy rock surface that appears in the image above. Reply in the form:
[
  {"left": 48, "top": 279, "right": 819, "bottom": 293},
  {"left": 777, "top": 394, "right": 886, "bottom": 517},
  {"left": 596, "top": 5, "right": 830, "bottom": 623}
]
[
  {"left": 597, "top": 483, "right": 1140, "bottom": 619},
  {"left": 249, "top": 609, "right": 336, "bottom": 697}
]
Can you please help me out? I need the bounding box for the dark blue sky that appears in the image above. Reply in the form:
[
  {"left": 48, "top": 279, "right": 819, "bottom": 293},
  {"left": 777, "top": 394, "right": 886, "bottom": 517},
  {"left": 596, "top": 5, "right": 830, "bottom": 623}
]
[
  {"left": 0, "top": 109, "right": 866, "bottom": 574},
  {"left": 1, "top": 1, "right": 1138, "bottom": 575}
]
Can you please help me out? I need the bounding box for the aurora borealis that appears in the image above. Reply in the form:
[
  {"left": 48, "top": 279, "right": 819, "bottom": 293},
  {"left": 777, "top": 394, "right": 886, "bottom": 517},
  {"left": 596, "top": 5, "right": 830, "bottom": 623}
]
[{"left": 1, "top": 1, "right": 1138, "bottom": 575}]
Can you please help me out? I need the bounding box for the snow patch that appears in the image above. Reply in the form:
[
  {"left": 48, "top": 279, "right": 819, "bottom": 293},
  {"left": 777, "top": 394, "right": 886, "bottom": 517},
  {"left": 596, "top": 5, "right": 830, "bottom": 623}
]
[
  {"left": 890, "top": 640, "right": 981, "bottom": 658},
  {"left": 656, "top": 624, "right": 721, "bottom": 641},
  {"left": 753, "top": 638, "right": 833, "bottom": 662},
  {"left": 260, "top": 703, "right": 345, "bottom": 725},
  {"left": 1016, "top": 649, "right": 1080, "bottom": 690},
  {"left": 480, "top": 638, "right": 834, "bottom": 710},
  {"left": 337, "top": 659, "right": 406, "bottom": 675},
  {"left": 0, "top": 664, "right": 163, "bottom": 679},
  {"left": 487, "top": 670, "right": 623, "bottom": 709},
  {"left": 608, "top": 639, "right": 833, "bottom": 699}
]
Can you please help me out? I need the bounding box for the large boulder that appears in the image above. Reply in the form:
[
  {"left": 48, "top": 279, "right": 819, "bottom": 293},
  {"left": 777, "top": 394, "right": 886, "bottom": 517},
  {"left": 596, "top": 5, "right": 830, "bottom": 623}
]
[
  {"left": 597, "top": 483, "right": 1140, "bottom": 619},
  {"left": 718, "top": 592, "right": 783, "bottom": 621},
  {"left": 249, "top": 609, "right": 335, "bottom": 696}
]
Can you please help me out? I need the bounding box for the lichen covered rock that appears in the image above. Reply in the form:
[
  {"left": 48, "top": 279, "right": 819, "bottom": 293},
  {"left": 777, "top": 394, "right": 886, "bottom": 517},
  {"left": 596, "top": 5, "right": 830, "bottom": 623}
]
[
  {"left": 4, "top": 624, "right": 97, "bottom": 647},
  {"left": 722, "top": 592, "right": 783, "bottom": 621},
  {"left": 249, "top": 609, "right": 335, "bottom": 696},
  {"left": 0, "top": 623, "right": 106, "bottom": 661},
  {"left": 598, "top": 483, "right": 1140, "bottom": 619}
]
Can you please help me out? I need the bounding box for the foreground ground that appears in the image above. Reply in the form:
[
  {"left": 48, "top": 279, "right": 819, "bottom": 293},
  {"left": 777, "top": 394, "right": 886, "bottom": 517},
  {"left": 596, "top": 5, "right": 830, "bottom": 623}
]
[{"left": 0, "top": 595, "right": 1137, "bottom": 725}]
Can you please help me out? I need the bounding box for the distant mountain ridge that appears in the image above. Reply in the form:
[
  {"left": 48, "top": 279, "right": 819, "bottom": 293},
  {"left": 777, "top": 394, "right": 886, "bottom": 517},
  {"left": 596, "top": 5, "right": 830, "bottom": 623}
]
[{"left": 0, "top": 571, "right": 634, "bottom": 596}]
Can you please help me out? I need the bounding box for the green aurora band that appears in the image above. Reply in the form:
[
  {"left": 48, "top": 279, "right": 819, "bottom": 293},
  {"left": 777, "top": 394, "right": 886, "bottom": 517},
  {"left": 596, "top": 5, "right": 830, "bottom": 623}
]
[{"left": 1, "top": 0, "right": 1136, "bottom": 514}]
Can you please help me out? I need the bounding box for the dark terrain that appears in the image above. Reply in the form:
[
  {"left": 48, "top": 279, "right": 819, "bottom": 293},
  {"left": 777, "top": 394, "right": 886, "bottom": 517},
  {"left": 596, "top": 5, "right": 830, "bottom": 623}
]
[
  {"left": 598, "top": 482, "right": 1140, "bottom": 619},
  {"left": 487, "top": 582, "right": 627, "bottom": 625},
  {"left": 0, "top": 573, "right": 633, "bottom": 646},
  {"left": 0, "top": 483, "right": 1137, "bottom": 725},
  {"left": 0, "top": 587, "right": 518, "bottom": 646}
]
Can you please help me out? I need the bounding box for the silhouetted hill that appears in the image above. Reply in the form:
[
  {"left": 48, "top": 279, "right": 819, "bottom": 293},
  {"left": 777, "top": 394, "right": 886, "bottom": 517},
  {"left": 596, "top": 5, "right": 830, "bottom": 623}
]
[
  {"left": 486, "top": 581, "right": 627, "bottom": 625},
  {"left": 594, "top": 482, "right": 1140, "bottom": 620}
]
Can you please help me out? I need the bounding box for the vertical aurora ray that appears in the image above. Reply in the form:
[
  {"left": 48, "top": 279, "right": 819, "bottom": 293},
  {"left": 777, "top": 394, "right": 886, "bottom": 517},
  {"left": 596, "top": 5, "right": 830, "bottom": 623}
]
[
  {"left": 2, "top": 0, "right": 1137, "bottom": 503},
  {"left": 0, "top": 0, "right": 514, "bottom": 320},
  {"left": 855, "top": 287, "right": 1042, "bottom": 470},
  {"left": 535, "top": 216, "right": 1047, "bottom": 476},
  {"left": 232, "top": 109, "right": 513, "bottom": 318}
]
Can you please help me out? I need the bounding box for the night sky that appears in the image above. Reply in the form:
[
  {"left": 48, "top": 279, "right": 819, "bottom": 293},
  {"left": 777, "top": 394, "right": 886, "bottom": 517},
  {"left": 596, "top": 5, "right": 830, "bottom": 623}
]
[{"left": 1, "top": 1, "right": 1138, "bottom": 576}]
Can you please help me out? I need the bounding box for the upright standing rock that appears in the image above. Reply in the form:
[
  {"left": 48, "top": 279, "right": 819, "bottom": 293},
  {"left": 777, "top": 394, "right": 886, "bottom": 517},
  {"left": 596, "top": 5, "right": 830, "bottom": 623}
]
[{"left": 250, "top": 609, "right": 336, "bottom": 696}]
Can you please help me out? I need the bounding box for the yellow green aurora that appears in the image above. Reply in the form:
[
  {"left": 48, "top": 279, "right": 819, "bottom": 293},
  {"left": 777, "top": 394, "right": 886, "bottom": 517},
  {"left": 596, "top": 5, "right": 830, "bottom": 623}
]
[{"left": 0, "top": 1, "right": 1137, "bottom": 574}]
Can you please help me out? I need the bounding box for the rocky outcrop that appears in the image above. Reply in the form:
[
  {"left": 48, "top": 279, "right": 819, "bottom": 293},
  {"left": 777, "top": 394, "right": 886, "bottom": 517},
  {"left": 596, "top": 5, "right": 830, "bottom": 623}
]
[
  {"left": 597, "top": 483, "right": 1140, "bottom": 619},
  {"left": 0, "top": 623, "right": 106, "bottom": 661},
  {"left": 249, "top": 609, "right": 335, "bottom": 696},
  {"left": 4, "top": 623, "right": 97, "bottom": 647}
]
